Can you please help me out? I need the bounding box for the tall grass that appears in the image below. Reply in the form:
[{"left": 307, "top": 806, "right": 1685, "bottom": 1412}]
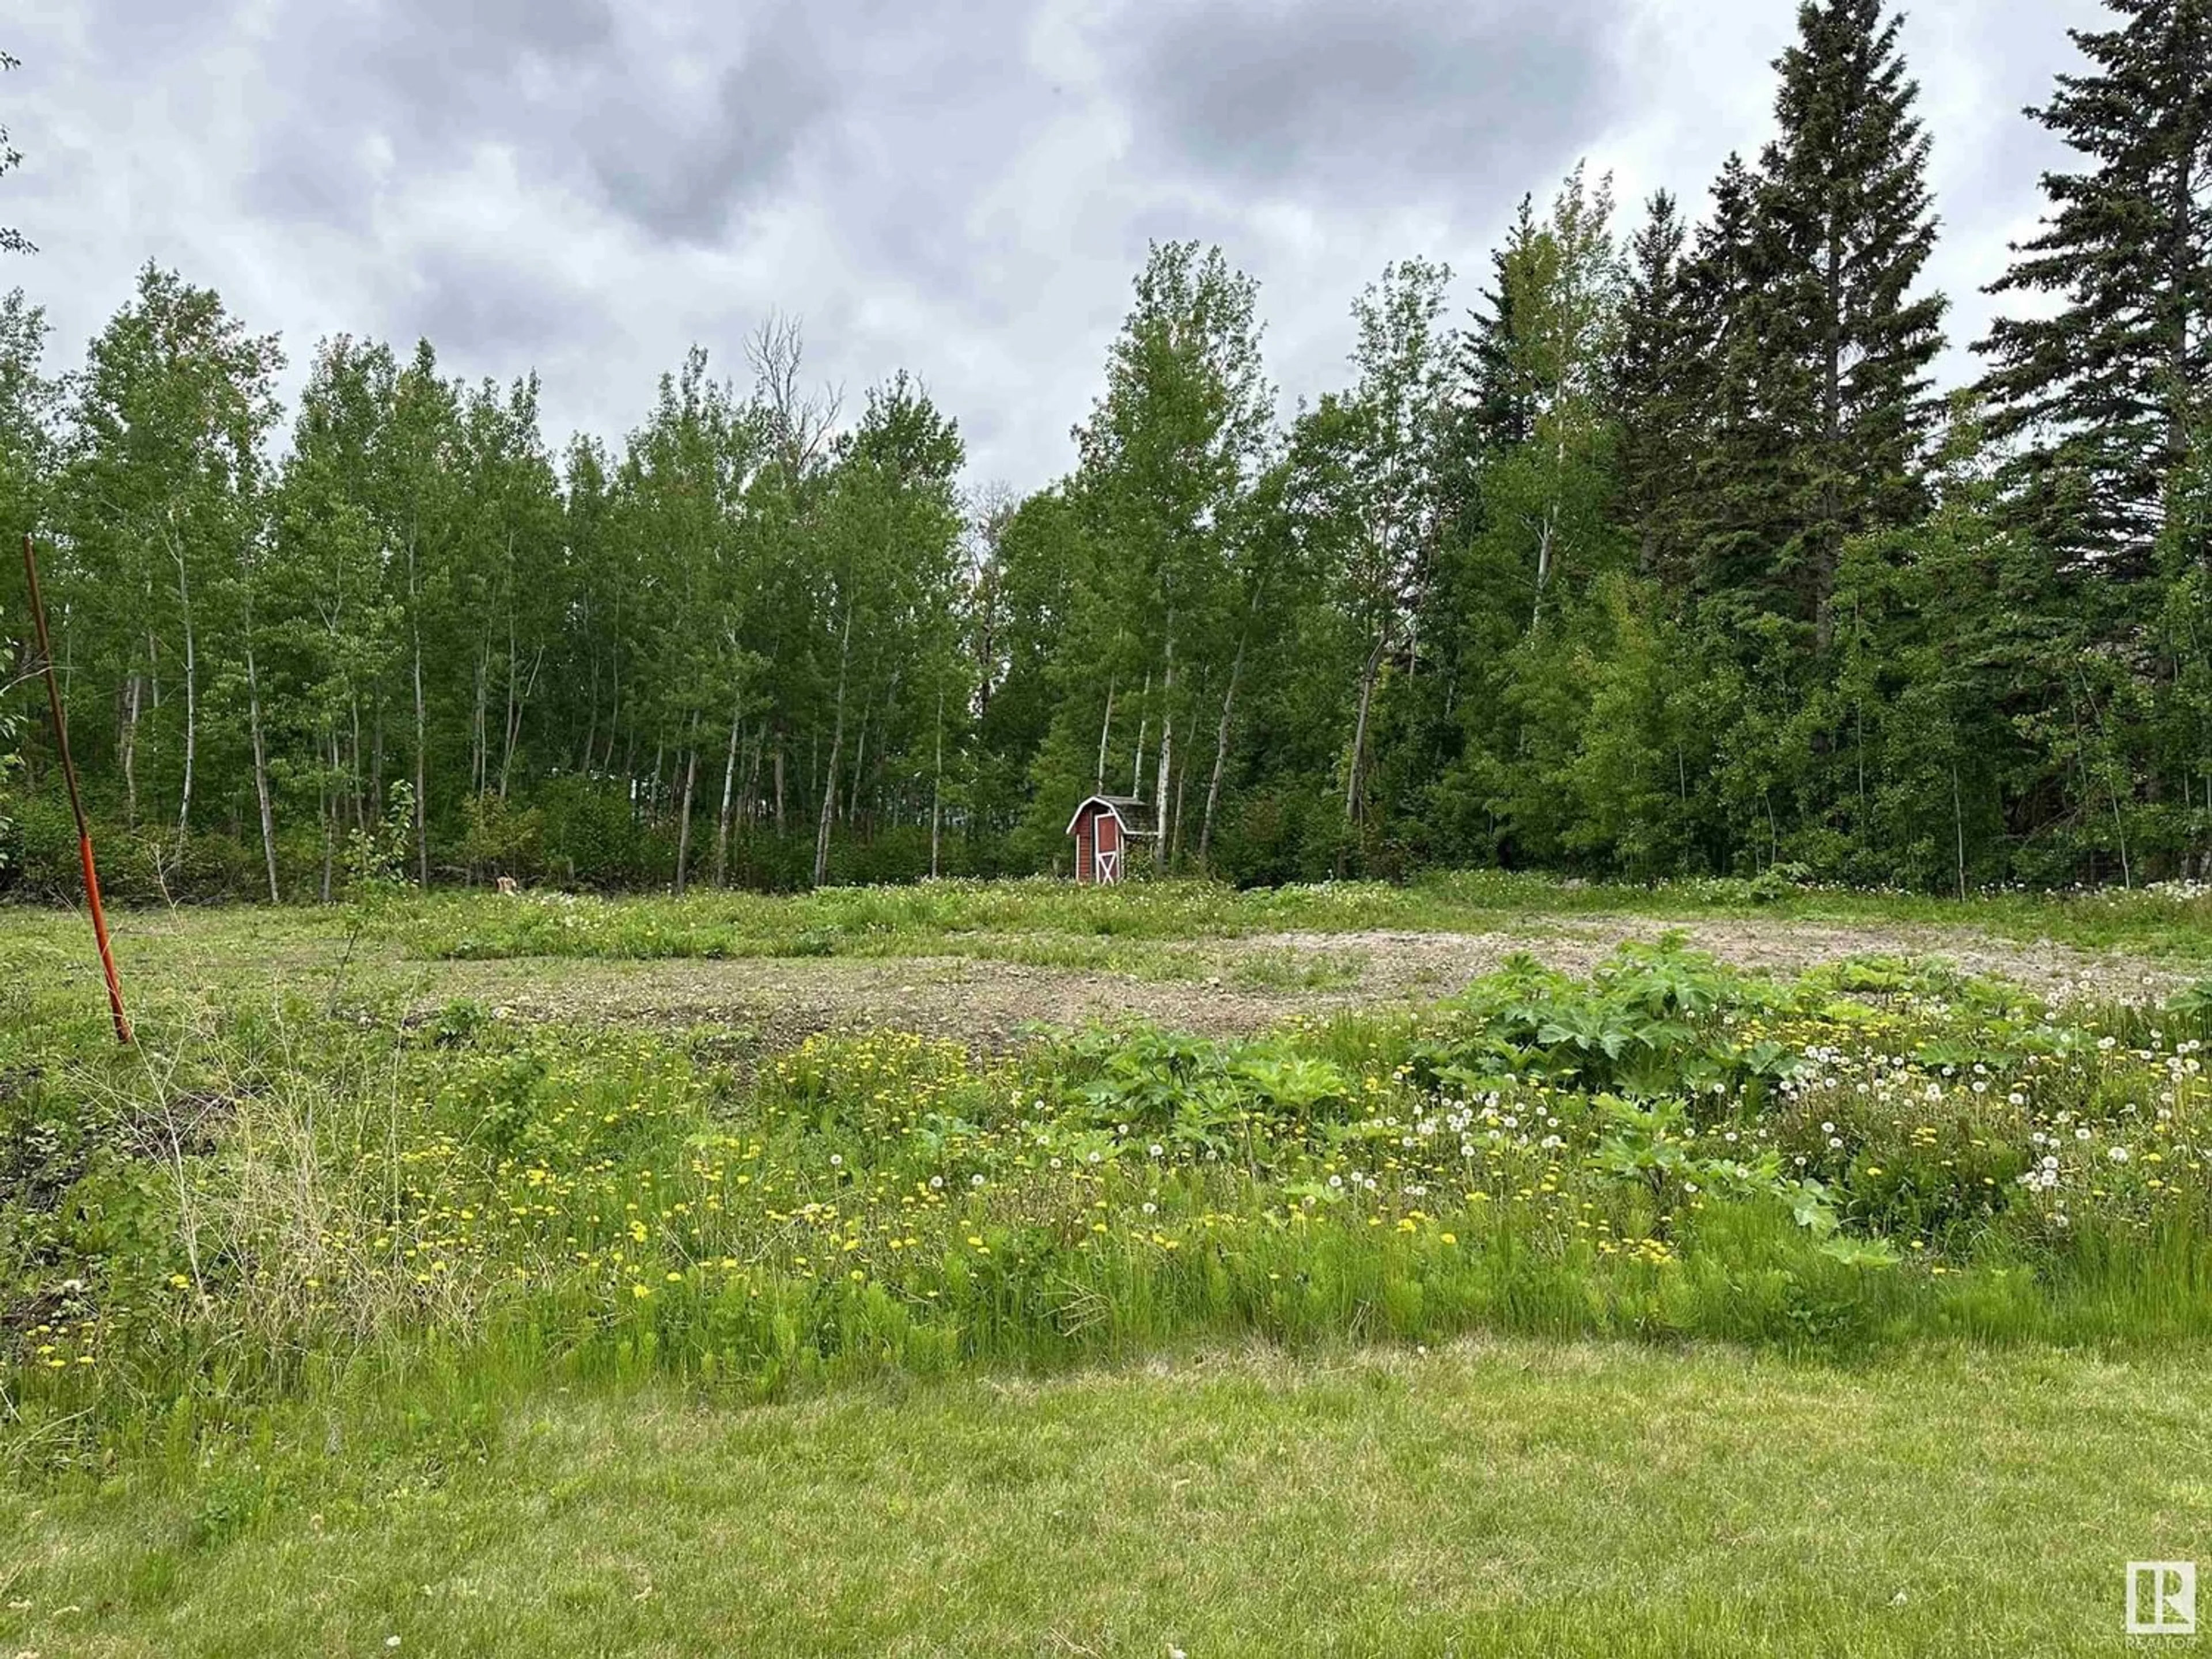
[{"left": 6, "top": 941, "right": 2211, "bottom": 1476}]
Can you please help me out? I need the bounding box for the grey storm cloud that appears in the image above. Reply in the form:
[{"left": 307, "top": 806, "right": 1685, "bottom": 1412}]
[
  {"left": 579, "top": 31, "right": 837, "bottom": 242},
  {"left": 396, "top": 245, "right": 613, "bottom": 365},
  {"left": 243, "top": 0, "right": 838, "bottom": 244},
  {"left": 1098, "top": 0, "right": 1623, "bottom": 206},
  {"left": 0, "top": 0, "right": 2126, "bottom": 493}
]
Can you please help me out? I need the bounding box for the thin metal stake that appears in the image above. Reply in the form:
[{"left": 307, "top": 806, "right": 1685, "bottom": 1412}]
[{"left": 21, "top": 532, "right": 131, "bottom": 1044}]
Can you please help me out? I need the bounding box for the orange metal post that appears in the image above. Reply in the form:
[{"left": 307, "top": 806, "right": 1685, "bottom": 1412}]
[{"left": 20, "top": 533, "right": 131, "bottom": 1044}]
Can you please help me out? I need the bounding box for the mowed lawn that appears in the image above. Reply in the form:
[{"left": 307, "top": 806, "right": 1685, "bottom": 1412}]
[{"left": 5, "top": 1338, "right": 2206, "bottom": 1657}]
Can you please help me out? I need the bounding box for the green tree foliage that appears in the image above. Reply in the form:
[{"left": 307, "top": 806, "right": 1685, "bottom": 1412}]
[
  {"left": 809, "top": 372, "right": 965, "bottom": 885},
  {"left": 1476, "top": 164, "right": 1625, "bottom": 637},
  {"left": 1431, "top": 167, "right": 1633, "bottom": 867},
  {"left": 1, "top": 57, "right": 34, "bottom": 851},
  {"left": 56, "top": 265, "right": 284, "bottom": 861},
  {"left": 1679, "top": 1, "right": 1946, "bottom": 646},
  {"left": 1679, "top": 150, "right": 1794, "bottom": 619},
  {"left": 1614, "top": 191, "right": 1700, "bottom": 587},
  {"left": 272, "top": 336, "right": 402, "bottom": 897},
  {"left": 0, "top": 294, "right": 41, "bottom": 847},
  {"left": 1756, "top": 0, "right": 1947, "bottom": 641},
  {"left": 1020, "top": 241, "right": 1274, "bottom": 870},
  {"left": 0, "top": 289, "right": 52, "bottom": 546},
  {"left": 1977, "top": 0, "right": 2212, "bottom": 577},
  {"left": 3, "top": 1, "right": 2211, "bottom": 897}
]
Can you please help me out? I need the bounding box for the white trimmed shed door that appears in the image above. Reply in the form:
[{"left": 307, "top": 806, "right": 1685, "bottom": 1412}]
[{"left": 1094, "top": 812, "right": 1123, "bottom": 882}]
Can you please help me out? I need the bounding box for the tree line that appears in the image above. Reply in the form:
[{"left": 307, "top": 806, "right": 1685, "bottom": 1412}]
[{"left": 2, "top": 0, "right": 2209, "bottom": 899}]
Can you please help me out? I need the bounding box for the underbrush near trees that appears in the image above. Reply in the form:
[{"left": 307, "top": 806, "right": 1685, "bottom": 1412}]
[{"left": 5, "top": 941, "right": 2211, "bottom": 1478}]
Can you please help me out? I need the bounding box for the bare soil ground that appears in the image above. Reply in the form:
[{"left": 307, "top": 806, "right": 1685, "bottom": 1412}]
[
  {"left": 395, "top": 913, "right": 2192, "bottom": 1047},
  {"left": 1255, "top": 917, "right": 2191, "bottom": 1004}
]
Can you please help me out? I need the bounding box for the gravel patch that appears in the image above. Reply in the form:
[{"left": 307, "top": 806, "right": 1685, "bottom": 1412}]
[{"left": 396, "top": 913, "right": 2197, "bottom": 1049}]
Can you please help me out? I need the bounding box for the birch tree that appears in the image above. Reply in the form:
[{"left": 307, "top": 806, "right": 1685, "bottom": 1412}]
[
  {"left": 810, "top": 373, "right": 963, "bottom": 885},
  {"left": 62, "top": 264, "right": 282, "bottom": 857},
  {"left": 1066, "top": 242, "right": 1273, "bottom": 865}
]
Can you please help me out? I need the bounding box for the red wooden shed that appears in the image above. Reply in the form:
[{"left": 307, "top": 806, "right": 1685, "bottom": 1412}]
[{"left": 1066, "top": 795, "right": 1158, "bottom": 884}]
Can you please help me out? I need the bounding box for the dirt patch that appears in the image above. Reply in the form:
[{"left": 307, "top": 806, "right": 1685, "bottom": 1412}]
[
  {"left": 406, "top": 953, "right": 1304, "bottom": 1048},
  {"left": 391, "top": 912, "right": 2195, "bottom": 1050},
  {"left": 1237, "top": 916, "right": 2192, "bottom": 1006}
]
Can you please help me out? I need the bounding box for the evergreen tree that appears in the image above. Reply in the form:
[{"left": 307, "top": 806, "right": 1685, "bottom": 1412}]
[
  {"left": 1457, "top": 197, "right": 1540, "bottom": 460},
  {"left": 1976, "top": 0, "right": 2212, "bottom": 578},
  {"left": 1680, "top": 153, "right": 1797, "bottom": 619},
  {"left": 1614, "top": 191, "right": 1700, "bottom": 588},
  {"left": 1753, "top": 0, "right": 1947, "bottom": 641}
]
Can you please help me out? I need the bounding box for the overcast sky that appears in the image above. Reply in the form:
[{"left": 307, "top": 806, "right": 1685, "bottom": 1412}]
[{"left": 6, "top": 0, "right": 2107, "bottom": 496}]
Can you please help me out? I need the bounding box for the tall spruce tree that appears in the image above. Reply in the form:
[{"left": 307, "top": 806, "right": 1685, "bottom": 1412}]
[
  {"left": 1681, "top": 153, "right": 1795, "bottom": 618},
  {"left": 1614, "top": 190, "right": 1700, "bottom": 588},
  {"left": 1753, "top": 0, "right": 1947, "bottom": 643},
  {"left": 1976, "top": 0, "right": 2212, "bottom": 579},
  {"left": 1457, "top": 196, "right": 1540, "bottom": 461}
]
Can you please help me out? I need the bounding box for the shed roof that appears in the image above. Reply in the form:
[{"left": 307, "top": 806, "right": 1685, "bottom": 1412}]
[{"left": 1065, "top": 794, "right": 1160, "bottom": 837}]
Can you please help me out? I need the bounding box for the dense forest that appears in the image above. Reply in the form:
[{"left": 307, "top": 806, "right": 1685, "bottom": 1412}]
[{"left": 1, "top": 0, "right": 2209, "bottom": 900}]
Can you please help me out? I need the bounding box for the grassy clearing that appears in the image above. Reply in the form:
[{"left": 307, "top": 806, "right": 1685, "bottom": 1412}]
[
  {"left": 6, "top": 882, "right": 2212, "bottom": 1653},
  {"left": 3, "top": 1339, "right": 2205, "bottom": 1657},
  {"left": 2, "top": 873, "right": 2207, "bottom": 1037},
  {"left": 9, "top": 940, "right": 2212, "bottom": 1449}
]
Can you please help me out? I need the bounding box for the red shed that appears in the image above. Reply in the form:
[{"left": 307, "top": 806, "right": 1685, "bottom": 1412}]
[{"left": 1066, "top": 795, "right": 1158, "bottom": 884}]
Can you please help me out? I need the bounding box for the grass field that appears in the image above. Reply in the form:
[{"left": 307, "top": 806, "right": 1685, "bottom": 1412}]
[
  {"left": 4, "top": 1340, "right": 2206, "bottom": 1657},
  {"left": 5, "top": 876, "right": 2212, "bottom": 1654}
]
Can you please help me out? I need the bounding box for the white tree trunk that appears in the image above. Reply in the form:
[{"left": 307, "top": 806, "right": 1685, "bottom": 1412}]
[
  {"left": 1153, "top": 618, "right": 1176, "bottom": 865},
  {"left": 714, "top": 685, "right": 744, "bottom": 888},
  {"left": 813, "top": 605, "right": 855, "bottom": 887},
  {"left": 931, "top": 685, "right": 945, "bottom": 879},
  {"left": 409, "top": 534, "right": 429, "bottom": 888},
  {"left": 170, "top": 529, "right": 198, "bottom": 853},
  {"left": 1346, "top": 620, "right": 1389, "bottom": 826},
  {"left": 245, "top": 630, "right": 279, "bottom": 902},
  {"left": 121, "top": 672, "right": 141, "bottom": 828},
  {"left": 673, "top": 719, "right": 699, "bottom": 896},
  {"left": 1200, "top": 627, "right": 1249, "bottom": 866}
]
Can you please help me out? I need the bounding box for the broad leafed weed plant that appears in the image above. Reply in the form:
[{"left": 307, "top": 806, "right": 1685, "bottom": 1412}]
[{"left": 6, "top": 936, "right": 2212, "bottom": 1477}]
